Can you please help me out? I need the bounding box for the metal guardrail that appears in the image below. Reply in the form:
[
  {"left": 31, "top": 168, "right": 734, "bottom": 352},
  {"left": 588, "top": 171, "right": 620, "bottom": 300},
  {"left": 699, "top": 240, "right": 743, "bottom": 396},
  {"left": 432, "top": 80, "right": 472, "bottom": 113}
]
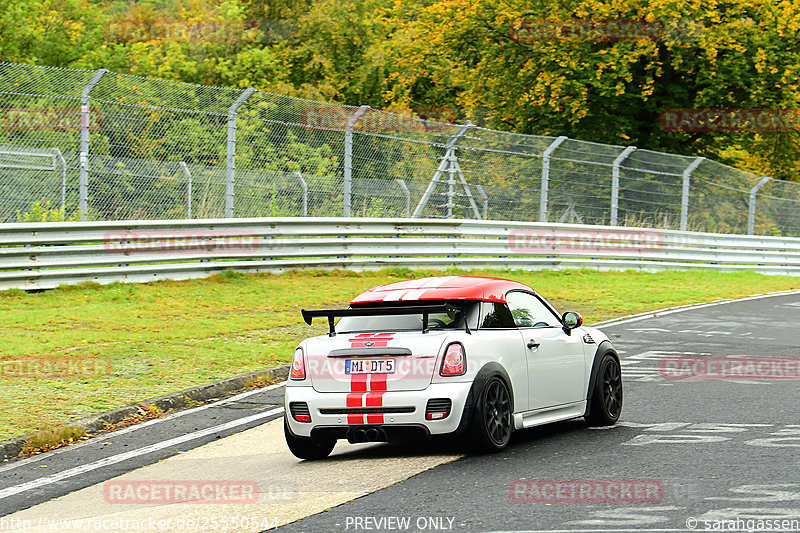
[{"left": 1, "top": 218, "right": 800, "bottom": 290}]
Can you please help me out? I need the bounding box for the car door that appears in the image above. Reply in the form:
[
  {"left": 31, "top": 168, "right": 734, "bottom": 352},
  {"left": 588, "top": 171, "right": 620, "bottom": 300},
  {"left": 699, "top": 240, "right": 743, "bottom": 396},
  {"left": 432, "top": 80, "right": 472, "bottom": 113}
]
[
  {"left": 505, "top": 291, "right": 585, "bottom": 410},
  {"left": 474, "top": 301, "right": 530, "bottom": 412}
]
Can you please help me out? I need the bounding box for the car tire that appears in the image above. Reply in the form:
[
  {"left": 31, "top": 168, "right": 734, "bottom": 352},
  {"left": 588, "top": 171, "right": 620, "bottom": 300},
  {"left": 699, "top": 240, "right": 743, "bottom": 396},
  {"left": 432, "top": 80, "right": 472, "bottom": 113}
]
[
  {"left": 468, "top": 375, "right": 513, "bottom": 453},
  {"left": 284, "top": 419, "right": 335, "bottom": 460},
  {"left": 585, "top": 353, "right": 623, "bottom": 426}
]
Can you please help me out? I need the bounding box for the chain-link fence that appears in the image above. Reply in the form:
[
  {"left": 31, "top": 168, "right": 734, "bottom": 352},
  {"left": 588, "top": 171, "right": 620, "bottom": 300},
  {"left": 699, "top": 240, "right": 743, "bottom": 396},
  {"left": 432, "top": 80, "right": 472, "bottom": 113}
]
[{"left": 1, "top": 61, "right": 799, "bottom": 236}]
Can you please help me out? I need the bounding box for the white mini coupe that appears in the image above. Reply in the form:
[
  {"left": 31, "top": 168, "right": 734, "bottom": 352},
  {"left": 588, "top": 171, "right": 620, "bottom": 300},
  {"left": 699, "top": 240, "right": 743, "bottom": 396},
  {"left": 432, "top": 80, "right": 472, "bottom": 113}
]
[{"left": 284, "top": 276, "right": 622, "bottom": 459}]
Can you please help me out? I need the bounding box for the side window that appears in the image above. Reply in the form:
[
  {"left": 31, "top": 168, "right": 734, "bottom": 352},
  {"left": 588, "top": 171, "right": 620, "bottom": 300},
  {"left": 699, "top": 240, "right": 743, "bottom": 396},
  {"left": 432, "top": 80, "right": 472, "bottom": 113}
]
[
  {"left": 479, "top": 302, "right": 516, "bottom": 329},
  {"left": 505, "top": 291, "right": 560, "bottom": 328}
]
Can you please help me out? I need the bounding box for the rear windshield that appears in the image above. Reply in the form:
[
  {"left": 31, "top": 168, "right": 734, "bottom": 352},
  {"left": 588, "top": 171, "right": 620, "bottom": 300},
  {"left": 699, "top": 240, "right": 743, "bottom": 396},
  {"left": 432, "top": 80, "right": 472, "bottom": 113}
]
[{"left": 335, "top": 301, "right": 479, "bottom": 333}]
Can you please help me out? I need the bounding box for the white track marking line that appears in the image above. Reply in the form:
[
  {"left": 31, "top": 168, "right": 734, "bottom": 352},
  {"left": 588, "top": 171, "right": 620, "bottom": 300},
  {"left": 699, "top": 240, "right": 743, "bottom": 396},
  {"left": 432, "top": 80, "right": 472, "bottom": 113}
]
[
  {"left": 594, "top": 289, "right": 800, "bottom": 328},
  {"left": 0, "top": 407, "right": 285, "bottom": 501},
  {"left": 0, "top": 383, "right": 286, "bottom": 474}
]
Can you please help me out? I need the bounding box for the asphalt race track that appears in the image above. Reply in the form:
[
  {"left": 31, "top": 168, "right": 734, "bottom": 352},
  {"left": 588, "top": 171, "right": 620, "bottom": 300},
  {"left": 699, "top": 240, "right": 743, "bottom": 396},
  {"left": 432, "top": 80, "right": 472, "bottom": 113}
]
[{"left": 1, "top": 290, "right": 799, "bottom": 533}]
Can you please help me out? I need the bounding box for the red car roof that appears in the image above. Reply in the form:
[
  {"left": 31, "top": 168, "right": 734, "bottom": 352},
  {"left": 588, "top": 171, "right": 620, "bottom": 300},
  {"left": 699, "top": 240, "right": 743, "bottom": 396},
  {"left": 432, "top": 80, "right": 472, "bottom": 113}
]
[{"left": 350, "top": 276, "right": 533, "bottom": 305}]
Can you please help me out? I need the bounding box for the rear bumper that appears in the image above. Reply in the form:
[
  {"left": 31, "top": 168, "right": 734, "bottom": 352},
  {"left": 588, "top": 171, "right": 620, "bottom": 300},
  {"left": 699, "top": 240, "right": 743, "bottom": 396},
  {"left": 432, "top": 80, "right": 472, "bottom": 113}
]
[{"left": 284, "top": 381, "right": 473, "bottom": 439}]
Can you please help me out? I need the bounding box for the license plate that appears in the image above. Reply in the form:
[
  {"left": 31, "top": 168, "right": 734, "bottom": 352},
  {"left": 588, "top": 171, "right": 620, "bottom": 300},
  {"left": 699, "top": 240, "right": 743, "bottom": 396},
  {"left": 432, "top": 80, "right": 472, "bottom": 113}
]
[{"left": 345, "top": 358, "right": 395, "bottom": 374}]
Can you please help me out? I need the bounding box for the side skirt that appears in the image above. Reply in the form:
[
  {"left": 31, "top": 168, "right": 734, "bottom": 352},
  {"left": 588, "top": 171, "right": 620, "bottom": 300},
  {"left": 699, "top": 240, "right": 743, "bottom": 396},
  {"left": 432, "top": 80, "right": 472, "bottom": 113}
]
[{"left": 513, "top": 401, "right": 587, "bottom": 430}]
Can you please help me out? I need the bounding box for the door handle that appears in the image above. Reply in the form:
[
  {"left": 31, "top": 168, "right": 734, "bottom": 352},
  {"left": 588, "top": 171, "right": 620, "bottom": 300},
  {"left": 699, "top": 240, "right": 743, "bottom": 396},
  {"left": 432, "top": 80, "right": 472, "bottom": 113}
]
[{"left": 527, "top": 339, "right": 540, "bottom": 349}]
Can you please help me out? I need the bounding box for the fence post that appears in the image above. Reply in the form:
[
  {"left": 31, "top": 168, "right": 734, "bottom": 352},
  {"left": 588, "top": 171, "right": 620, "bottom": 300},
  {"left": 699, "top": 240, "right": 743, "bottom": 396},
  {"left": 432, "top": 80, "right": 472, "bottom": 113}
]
[
  {"left": 294, "top": 171, "right": 308, "bottom": 217},
  {"left": 395, "top": 179, "right": 410, "bottom": 217},
  {"left": 680, "top": 156, "right": 705, "bottom": 231},
  {"left": 610, "top": 145, "right": 636, "bottom": 226},
  {"left": 225, "top": 88, "right": 256, "bottom": 218},
  {"left": 748, "top": 176, "right": 773, "bottom": 235},
  {"left": 79, "top": 69, "right": 108, "bottom": 220},
  {"left": 52, "top": 148, "right": 66, "bottom": 211},
  {"left": 179, "top": 162, "right": 192, "bottom": 218},
  {"left": 344, "top": 105, "right": 370, "bottom": 217},
  {"left": 540, "top": 136, "right": 567, "bottom": 223}
]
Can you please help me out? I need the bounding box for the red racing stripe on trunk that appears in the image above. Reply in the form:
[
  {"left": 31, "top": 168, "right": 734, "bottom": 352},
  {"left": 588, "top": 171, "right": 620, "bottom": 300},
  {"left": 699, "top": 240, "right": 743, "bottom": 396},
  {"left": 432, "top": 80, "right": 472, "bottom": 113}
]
[
  {"left": 369, "top": 373, "right": 388, "bottom": 392},
  {"left": 366, "top": 373, "right": 385, "bottom": 423},
  {"left": 348, "top": 373, "right": 367, "bottom": 424},
  {"left": 365, "top": 392, "right": 384, "bottom": 407},
  {"left": 351, "top": 373, "right": 368, "bottom": 392}
]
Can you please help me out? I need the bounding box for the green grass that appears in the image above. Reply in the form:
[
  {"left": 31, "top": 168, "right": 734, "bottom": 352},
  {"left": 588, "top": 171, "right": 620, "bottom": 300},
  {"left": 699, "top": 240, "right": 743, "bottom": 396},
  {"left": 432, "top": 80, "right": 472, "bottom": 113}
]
[{"left": 0, "top": 268, "right": 797, "bottom": 440}]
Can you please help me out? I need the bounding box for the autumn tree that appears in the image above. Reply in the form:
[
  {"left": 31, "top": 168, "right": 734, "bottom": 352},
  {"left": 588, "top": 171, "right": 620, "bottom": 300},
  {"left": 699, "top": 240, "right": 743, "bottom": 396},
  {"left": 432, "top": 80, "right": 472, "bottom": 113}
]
[{"left": 384, "top": 0, "right": 800, "bottom": 179}]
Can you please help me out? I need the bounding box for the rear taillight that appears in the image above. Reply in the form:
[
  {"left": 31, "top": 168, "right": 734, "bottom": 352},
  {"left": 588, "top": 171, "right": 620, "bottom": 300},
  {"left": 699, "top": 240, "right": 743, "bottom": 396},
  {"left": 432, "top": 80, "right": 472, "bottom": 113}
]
[
  {"left": 440, "top": 343, "right": 466, "bottom": 376},
  {"left": 290, "top": 348, "right": 305, "bottom": 380}
]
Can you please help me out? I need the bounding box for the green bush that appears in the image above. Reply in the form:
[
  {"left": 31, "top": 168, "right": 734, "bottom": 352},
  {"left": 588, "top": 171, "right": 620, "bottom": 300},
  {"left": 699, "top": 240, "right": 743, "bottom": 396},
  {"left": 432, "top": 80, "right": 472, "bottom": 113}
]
[{"left": 16, "top": 199, "right": 81, "bottom": 223}]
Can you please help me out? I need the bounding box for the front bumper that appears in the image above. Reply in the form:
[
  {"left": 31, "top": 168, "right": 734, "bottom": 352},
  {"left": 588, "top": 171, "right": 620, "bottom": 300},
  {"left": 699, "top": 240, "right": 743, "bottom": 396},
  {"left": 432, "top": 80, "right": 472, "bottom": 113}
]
[{"left": 284, "top": 381, "right": 473, "bottom": 439}]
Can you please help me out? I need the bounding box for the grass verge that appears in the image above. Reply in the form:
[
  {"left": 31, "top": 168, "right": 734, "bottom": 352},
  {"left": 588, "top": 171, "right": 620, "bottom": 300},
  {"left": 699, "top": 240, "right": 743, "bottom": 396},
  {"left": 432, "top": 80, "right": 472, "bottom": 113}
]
[{"left": 1, "top": 267, "right": 797, "bottom": 440}]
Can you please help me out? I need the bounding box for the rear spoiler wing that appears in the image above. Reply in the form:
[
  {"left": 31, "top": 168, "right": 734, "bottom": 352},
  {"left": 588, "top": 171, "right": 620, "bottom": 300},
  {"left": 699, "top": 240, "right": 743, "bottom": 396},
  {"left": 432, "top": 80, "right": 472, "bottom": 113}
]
[{"left": 301, "top": 303, "right": 470, "bottom": 337}]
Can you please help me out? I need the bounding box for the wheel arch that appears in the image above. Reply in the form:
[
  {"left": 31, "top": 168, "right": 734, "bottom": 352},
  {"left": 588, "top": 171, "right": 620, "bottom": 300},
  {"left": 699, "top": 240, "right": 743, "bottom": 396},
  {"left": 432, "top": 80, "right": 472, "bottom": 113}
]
[
  {"left": 455, "top": 362, "right": 515, "bottom": 434},
  {"left": 583, "top": 341, "right": 619, "bottom": 418}
]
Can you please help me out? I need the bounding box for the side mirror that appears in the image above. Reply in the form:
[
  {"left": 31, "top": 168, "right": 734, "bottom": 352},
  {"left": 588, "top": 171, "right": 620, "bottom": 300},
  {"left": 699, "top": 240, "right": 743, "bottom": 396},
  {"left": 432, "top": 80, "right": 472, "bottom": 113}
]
[{"left": 562, "top": 311, "right": 583, "bottom": 334}]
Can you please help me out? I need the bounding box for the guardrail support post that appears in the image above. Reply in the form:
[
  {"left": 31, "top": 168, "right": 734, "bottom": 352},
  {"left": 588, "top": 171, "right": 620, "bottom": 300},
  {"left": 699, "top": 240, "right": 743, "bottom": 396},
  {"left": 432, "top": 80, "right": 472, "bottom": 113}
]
[
  {"left": 748, "top": 176, "right": 773, "bottom": 235},
  {"left": 610, "top": 145, "right": 637, "bottom": 226},
  {"left": 540, "top": 136, "right": 567, "bottom": 223},
  {"left": 295, "top": 171, "right": 308, "bottom": 217},
  {"left": 226, "top": 88, "right": 256, "bottom": 218},
  {"left": 79, "top": 69, "right": 108, "bottom": 220},
  {"left": 179, "top": 162, "right": 192, "bottom": 218},
  {"left": 395, "top": 179, "right": 410, "bottom": 217},
  {"left": 680, "top": 156, "right": 705, "bottom": 231},
  {"left": 343, "top": 105, "right": 369, "bottom": 217}
]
